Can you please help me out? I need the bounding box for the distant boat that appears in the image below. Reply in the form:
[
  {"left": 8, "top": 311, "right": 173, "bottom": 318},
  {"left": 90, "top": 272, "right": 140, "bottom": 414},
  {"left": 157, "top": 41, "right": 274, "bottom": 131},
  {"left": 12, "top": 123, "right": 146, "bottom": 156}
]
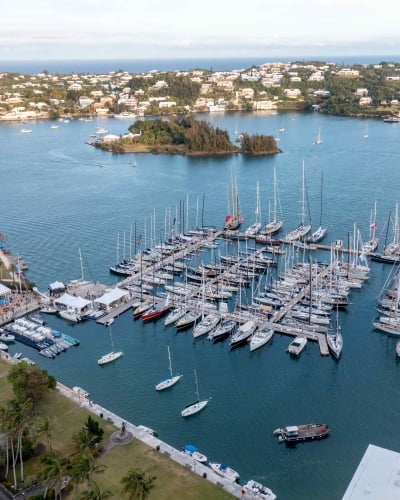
[
  {"left": 363, "top": 123, "right": 369, "bottom": 138},
  {"left": 315, "top": 128, "right": 322, "bottom": 144},
  {"left": 243, "top": 479, "right": 277, "bottom": 499},
  {"left": 96, "top": 127, "right": 108, "bottom": 134},
  {"left": 306, "top": 170, "right": 328, "bottom": 244},
  {"left": 209, "top": 462, "right": 240, "bottom": 483},
  {"left": 287, "top": 336, "right": 307, "bottom": 356},
  {"left": 224, "top": 170, "right": 243, "bottom": 231},
  {"left": 263, "top": 165, "right": 283, "bottom": 235},
  {"left": 50, "top": 124, "right": 60, "bottom": 129},
  {"left": 20, "top": 129, "right": 32, "bottom": 134},
  {"left": 273, "top": 423, "right": 330, "bottom": 443},
  {"left": 97, "top": 326, "right": 123, "bottom": 365},
  {"left": 155, "top": 346, "right": 182, "bottom": 391},
  {"left": 183, "top": 444, "right": 207, "bottom": 463},
  {"left": 326, "top": 306, "right": 343, "bottom": 360},
  {"left": 181, "top": 369, "right": 208, "bottom": 417},
  {"left": 285, "top": 161, "right": 311, "bottom": 241}
]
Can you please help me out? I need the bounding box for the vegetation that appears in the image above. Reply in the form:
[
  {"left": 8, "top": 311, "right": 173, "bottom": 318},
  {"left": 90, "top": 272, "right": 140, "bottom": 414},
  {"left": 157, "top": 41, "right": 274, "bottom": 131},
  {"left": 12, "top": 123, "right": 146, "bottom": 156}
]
[
  {"left": 96, "top": 115, "right": 280, "bottom": 156},
  {"left": 0, "top": 360, "right": 233, "bottom": 499}
]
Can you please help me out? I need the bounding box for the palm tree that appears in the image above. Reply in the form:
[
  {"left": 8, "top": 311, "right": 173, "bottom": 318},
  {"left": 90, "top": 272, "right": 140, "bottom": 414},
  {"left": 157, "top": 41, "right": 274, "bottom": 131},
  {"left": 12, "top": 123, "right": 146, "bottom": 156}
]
[
  {"left": 70, "top": 456, "right": 107, "bottom": 492},
  {"left": 71, "top": 429, "right": 99, "bottom": 462},
  {"left": 40, "top": 451, "right": 72, "bottom": 500},
  {"left": 121, "top": 468, "right": 156, "bottom": 500},
  {"left": 35, "top": 416, "right": 56, "bottom": 453},
  {"left": 80, "top": 480, "right": 112, "bottom": 499}
]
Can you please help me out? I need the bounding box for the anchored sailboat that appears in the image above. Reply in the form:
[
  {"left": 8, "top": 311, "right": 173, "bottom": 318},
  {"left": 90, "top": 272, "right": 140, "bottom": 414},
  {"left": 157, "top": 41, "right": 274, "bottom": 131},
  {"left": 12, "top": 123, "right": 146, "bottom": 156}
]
[
  {"left": 244, "top": 181, "right": 262, "bottom": 237},
  {"left": 181, "top": 369, "right": 209, "bottom": 417},
  {"left": 155, "top": 346, "right": 182, "bottom": 391},
  {"left": 98, "top": 326, "right": 123, "bottom": 365}
]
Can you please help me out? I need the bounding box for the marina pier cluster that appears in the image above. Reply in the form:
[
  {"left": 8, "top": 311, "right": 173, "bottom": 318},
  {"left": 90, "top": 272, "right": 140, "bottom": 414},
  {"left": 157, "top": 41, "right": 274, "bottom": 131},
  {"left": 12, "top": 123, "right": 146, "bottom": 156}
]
[{"left": 0, "top": 223, "right": 371, "bottom": 361}]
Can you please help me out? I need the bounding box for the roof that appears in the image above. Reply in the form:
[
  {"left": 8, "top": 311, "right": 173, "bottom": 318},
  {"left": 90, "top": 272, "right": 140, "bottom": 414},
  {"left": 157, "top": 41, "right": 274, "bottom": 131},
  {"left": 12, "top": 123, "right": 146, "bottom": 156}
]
[
  {"left": 342, "top": 444, "right": 400, "bottom": 499},
  {"left": 54, "top": 292, "right": 92, "bottom": 311},
  {"left": 0, "top": 283, "right": 11, "bottom": 296},
  {"left": 94, "top": 287, "right": 129, "bottom": 307},
  {"left": 49, "top": 281, "right": 65, "bottom": 291}
]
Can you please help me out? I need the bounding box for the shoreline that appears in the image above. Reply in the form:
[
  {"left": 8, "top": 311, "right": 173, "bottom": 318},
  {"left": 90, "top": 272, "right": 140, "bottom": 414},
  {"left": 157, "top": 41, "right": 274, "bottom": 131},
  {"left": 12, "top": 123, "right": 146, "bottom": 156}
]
[{"left": 0, "top": 351, "right": 249, "bottom": 499}]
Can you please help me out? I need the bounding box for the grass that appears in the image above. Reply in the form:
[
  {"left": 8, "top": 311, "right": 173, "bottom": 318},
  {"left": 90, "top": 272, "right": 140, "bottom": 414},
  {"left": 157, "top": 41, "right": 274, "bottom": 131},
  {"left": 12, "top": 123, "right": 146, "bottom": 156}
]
[{"left": 0, "top": 360, "right": 233, "bottom": 499}]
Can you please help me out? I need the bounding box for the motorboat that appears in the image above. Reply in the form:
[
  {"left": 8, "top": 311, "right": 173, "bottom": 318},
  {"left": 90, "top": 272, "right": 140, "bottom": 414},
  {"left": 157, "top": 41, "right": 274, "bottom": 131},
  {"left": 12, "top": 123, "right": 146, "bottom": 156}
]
[
  {"left": 209, "top": 462, "right": 240, "bottom": 483},
  {"left": 273, "top": 423, "right": 330, "bottom": 443},
  {"left": 137, "top": 424, "right": 158, "bottom": 437},
  {"left": 72, "top": 386, "right": 89, "bottom": 398},
  {"left": 58, "top": 309, "right": 81, "bottom": 323},
  {"left": 183, "top": 444, "right": 207, "bottom": 463},
  {"left": 287, "top": 336, "right": 307, "bottom": 356},
  {"left": 0, "top": 330, "right": 15, "bottom": 343},
  {"left": 0, "top": 342, "right": 8, "bottom": 351},
  {"left": 243, "top": 479, "right": 277, "bottom": 499},
  {"left": 229, "top": 320, "right": 257, "bottom": 349}
]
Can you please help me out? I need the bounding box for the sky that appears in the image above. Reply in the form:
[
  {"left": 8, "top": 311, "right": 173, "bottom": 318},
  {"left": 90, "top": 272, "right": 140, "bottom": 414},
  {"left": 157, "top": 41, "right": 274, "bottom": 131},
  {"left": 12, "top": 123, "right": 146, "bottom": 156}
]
[{"left": 1, "top": 0, "right": 400, "bottom": 60}]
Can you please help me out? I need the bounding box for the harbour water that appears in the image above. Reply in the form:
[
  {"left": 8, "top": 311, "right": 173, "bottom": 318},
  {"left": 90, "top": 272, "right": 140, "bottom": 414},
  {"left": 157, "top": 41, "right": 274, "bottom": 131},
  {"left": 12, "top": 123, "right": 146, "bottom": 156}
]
[{"left": 1, "top": 111, "right": 400, "bottom": 499}]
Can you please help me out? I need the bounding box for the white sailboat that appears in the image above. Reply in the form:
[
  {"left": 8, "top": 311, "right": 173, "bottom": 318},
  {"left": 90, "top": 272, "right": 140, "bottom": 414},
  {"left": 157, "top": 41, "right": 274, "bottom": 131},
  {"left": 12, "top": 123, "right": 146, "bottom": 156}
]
[
  {"left": 181, "top": 369, "right": 209, "bottom": 417},
  {"left": 306, "top": 170, "right": 327, "bottom": 243},
  {"left": 285, "top": 161, "right": 311, "bottom": 241},
  {"left": 263, "top": 165, "right": 283, "bottom": 235},
  {"left": 326, "top": 306, "right": 343, "bottom": 359},
  {"left": 244, "top": 181, "right": 262, "bottom": 237},
  {"left": 223, "top": 170, "right": 242, "bottom": 231},
  {"left": 97, "top": 325, "right": 123, "bottom": 365},
  {"left": 315, "top": 128, "right": 322, "bottom": 144},
  {"left": 361, "top": 201, "right": 379, "bottom": 253},
  {"left": 155, "top": 346, "right": 182, "bottom": 391}
]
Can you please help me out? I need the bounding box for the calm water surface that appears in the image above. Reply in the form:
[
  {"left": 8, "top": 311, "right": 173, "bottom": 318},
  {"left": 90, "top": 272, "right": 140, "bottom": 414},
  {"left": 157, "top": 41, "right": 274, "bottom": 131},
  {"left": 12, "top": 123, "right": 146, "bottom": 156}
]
[{"left": 1, "top": 112, "right": 400, "bottom": 499}]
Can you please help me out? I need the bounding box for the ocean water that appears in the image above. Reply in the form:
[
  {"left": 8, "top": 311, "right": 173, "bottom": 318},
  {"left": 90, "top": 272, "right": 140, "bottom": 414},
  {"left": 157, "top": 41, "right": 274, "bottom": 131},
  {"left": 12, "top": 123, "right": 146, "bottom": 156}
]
[
  {"left": 1, "top": 111, "right": 400, "bottom": 499},
  {"left": 1, "top": 55, "right": 400, "bottom": 74}
]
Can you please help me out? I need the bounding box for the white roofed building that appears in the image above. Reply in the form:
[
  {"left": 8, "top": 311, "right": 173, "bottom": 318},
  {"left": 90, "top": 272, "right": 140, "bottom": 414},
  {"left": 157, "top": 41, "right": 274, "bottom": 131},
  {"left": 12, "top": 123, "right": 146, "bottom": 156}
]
[{"left": 94, "top": 287, "right": 129, "bottom": 312}]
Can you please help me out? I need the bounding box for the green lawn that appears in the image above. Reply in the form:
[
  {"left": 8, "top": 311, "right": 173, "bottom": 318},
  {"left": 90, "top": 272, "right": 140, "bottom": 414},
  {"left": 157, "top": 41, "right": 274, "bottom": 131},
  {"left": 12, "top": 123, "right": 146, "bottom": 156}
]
[{"left": 0, "top": 360, "right": 233, "bottom": 499}]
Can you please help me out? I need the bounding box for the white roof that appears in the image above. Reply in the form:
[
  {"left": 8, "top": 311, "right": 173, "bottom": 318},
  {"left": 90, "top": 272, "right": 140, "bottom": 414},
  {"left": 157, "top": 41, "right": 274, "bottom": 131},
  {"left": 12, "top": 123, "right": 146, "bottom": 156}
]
[
  {"left": 0, "top": 283, "right": 11, "bottom": 296},
  {"left": 342, "top": 444, "right": 400, "bottom": 500},
  {"left": 49, "top": 281, "right": 65, "bottom": 291},
  {"left": 94, "top": 287, "right": 129, "bottom": 307},
  {"left": 54, "top": 292, "right": 92, "bottom": 312}
]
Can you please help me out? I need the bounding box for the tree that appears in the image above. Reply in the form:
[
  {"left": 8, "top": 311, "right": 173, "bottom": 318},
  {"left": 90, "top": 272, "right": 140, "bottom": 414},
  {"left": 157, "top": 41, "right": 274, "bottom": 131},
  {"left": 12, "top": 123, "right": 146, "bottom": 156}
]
[
  {"left": 121, "top": 468, "right": 156, "bottom": 500},
  {"left": 7, "top": 363, "right": 56, "bottom": 410},
  {"left": 35, "top": 416, "right": 56, "bottom": 453},
  {"left": 71, "top": 428, "right": 100, "bottom": 462},
  {"left": 80, "top": 480, "right": 112, "bottom": 499},
  {"left": 40, "top": 451, "right": 72, "bottom": 500},
  {"left": 84, "top": 416, "right": 104, "bottom": 446}
]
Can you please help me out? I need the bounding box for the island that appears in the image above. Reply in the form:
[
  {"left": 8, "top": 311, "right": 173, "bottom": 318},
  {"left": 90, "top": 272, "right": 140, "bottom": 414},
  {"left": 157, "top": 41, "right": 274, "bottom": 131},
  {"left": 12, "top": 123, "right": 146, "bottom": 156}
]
[{"left": 93, "top": 115, "right": 281, "bottom": 156}]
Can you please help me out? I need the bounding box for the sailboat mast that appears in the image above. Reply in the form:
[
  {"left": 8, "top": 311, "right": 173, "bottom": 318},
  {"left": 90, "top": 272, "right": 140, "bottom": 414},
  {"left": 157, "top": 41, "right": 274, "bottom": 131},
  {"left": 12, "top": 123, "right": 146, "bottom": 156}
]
[
  {"left": 167, "top": 346, "right": 172, "bottom": 377},
  {"left": 301, "top": 161, "right": 306, "bottom": 225},
  {"left": 194, "top": 369, "right": 200, "bottom": 400}
]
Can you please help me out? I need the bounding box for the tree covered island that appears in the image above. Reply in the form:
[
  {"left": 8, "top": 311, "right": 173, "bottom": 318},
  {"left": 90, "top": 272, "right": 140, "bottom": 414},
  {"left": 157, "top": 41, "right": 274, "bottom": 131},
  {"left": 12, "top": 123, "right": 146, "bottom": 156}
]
[{"left": 94, "top": 116, "right": 280, "bottom": 156}]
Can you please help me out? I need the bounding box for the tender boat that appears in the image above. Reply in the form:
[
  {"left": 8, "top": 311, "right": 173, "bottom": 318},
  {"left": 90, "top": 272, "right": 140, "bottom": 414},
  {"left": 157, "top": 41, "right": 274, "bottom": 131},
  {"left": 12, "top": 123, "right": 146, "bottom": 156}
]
[
  {"left": 183, "top": 444, "right": 207, "bottom": 463},
  {"left": 0, "top": 342, "right": 8, "bottom": 351},
  {"left": 209, "top": 462, "right": 240, "bottom": 483},
  {"left": 287, "top": 336, "right": 307, "bottom": 356},
  {"left": 0, "top": 330, "right": 15, "bottom": 343},
  {"left": 243, "top": 479, "right": 277, "bottom": 499},
  {"left": 273, "top": 423, "right": 330, "bottom": 443},
  {"left": 58, "top": 309, "right": 81, "bottom": 323},
  {"left": 137, "top": 424, "right": 158, "bottom": 437},
  {"left": 72, "top": 386, "right": 89, "bottom": 398}
]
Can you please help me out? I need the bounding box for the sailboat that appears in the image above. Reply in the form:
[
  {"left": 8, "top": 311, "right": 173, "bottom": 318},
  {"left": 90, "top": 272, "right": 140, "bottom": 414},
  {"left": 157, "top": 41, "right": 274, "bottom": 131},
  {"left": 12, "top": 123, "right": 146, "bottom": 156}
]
[
  {"left": 306, "top": 170, "right": 328, "bottom": 243},
  {"left": 223, "top": 170, "right": 243, "bottom": 231},
  {"left": 263, "top": 165, "right": 283, "bottom": 235},
  {"left": 315, "top": 128, "right": 322, "bottom": 145},
  {"left": 361, "top": 201, "right": 379, "bottom": 254},
  {"left": 363, "top": 122, "right": 369, "bottom": 138},
  {"left": 244, "top": 181, "right": 262, "bottom": 237},
  {"left": 97, "top": 326, "right": 123, "bottom": 365},
  {"left": 181, "top": 369, "right": 209, "bottom": 417},
  {"left": 326, "top": 306, "right": 343, "bottom": 359},
  {"left": 155, "top": 346, "right": 182, "bottom": 391},
  {"left": 285, "top": 161, "right": 312, "bottom": 241}
]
